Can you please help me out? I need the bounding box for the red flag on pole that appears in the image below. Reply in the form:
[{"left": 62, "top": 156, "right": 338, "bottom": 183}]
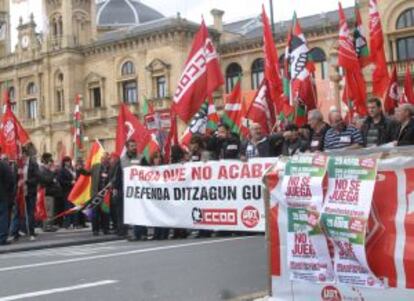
[
  {"left": 338, "top": 2, "right": 367, "bottom": 116},
  {"left": 384, "top": 65, "right": 399, "bottom": 114},
  {"left": 369, "top": 0, "right": 389, "bottom": 97},
  {"left": 163, "top": 112, "right": 179, "bottom": 164},
  {"left": 262, "top": 5, "right": 283, "bottom": 113},
  {"left": 0, "top": 91, "right": 29, "bottom": 160},
  {"left": 115, "top": 104, "right": 152, "bottom": 156},
  {"left": 246, "top": 80, "right": 276, "bottom": 134},
  {"left": 172, "top": 20, "right": 224, "bottom": 123}
]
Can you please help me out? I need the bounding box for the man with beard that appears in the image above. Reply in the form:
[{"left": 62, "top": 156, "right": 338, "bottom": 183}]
[{"left": 113, "top": 139, "right": 144, "bottom": 239}]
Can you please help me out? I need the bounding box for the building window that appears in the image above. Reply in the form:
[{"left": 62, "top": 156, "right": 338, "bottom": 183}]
[
  {"left": 8, "top": 86, "right": 16, "bottom": 113},
  {"left": 397, "top": 8, "right": 414, "bottom": 29},
  {"left": 27, "top": 82, "right": 37, "bottom": 95},
  {"left": 310, "top": 47, "right": 328, "bottom": 79},
  {"left": 122, "top": 80, "right": 137, "bottom": 104},
  {"left": 90, "top": 86, "right": 102, "bottom": 108},
  {"left": 225, "top": 63, "right": 242, "bottom": 93},
  {"left": 56, "top": 89, "right": 64, "bottom": 112},
  {"left": 251, "top": 58, "right": 264, "bottom": 90},
  {"left": 397, "top": 36, "right": 414, "bottom": 61},
  {"left": 156, "top": 76, "right": 167, "bottom": 98},
  {"left": 121, "top": 61, "right": 135, "bottom": 76},
  {"left": 27, "top": 99, "right": 37, "bottom": 119}
]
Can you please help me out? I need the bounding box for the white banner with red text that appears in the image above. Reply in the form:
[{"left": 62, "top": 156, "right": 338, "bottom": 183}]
[
  {"left": 265, "top": 151, "right": 414, "bottom": 301},
  {"left": 124, "top": 158, "right": 275, "bottom": 231}
]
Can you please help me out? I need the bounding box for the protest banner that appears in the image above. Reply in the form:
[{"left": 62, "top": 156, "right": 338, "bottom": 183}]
[
  {"left": 124, "top": 158, "right": 275, "bottom": 231},
  {"left": 280, "top": 154, "right": 334, "bottom": 283},
  {"left": 265, "top": 150, "right": 414, "bottom": 300}
]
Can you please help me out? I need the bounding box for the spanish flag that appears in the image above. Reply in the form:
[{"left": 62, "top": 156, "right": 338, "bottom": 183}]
[{"left": 68, "top": 140, "right": 105, "bottom": 206}]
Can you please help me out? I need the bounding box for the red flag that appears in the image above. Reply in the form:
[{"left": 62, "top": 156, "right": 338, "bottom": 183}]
[
  {"left": 34, "top": 187, "right": 47, "bottom": 222},
  {"left": 369, "top": 0, "right": 389, "bottom": 97},
  {"left": 400, "top": 65, "right": 414, "bottom": 105},
  {"left": 246, "top": 80, "right": 276, "bottom": 134},
  {"left": 262, "top": 6, "right": 283, "bottom": 113},
  {"left": 172, "top": 20, "right": 224, "bottom": 123},
  {"left": 384, "top": 65, "right": 399, "bottom": 114},
  {"left": 163, "top": 112, "right": 179, "bottom": 164},
  {"left": 0, "top": 91, "right": 29, "bottom": 160},
  {"left": 115, "top": 104, "right": 152, "bottom": 156},
  {"left": 338, "top": 3, "right": 367, "bottom": 116}
]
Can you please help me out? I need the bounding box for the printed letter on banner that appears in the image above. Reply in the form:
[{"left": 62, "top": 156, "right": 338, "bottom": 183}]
[
  {"left": 282, "top": 154, "right": 334, "bottom": 283},
  {"left": 320, "top": 155, "right": 384, "bottom": 288}
]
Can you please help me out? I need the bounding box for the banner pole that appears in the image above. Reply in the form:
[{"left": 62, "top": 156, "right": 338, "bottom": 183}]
[{"left": 264, "top": 183, "right": 272, "bottom": 297}]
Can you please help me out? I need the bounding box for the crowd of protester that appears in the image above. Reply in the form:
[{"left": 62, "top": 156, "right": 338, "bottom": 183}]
[{"left": 1, "top": 98, "right": 414, "bottom": 245}]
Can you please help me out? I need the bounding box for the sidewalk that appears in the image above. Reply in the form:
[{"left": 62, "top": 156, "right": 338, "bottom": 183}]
[{"left": 0, "top": 226, "right": 123, "bottom": 254}]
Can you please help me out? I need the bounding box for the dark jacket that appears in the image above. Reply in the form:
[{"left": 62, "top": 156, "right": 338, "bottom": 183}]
[
  {"left": 207, "top": 133, "right": 241, "bottom": 160},
  {"left": 0, "top": 160, "right": 14, "bottom": 203},
  {"left": 25, "top": 157, "right": 40, "bottom": 198},
  {"left": 240, "top": 134, "right": 284, "bottom": 158},
  {"left": 308, "top": 123, "right": 330, "bottom": 152},
  {"left": 57, "top": 167, "right": 75, "bottom": 198},
  {"left": 39, "top": 165, "right": 62, "bottom": 197},
  {"left": 360, "top": 114, "right": 400, "bottom": 146},
  {"left": 113, "top": 154, "right": 142, "bottom": 192},
  {"left": 282, "top": 137, "right": 309, "bottom": 156},
  {"left": 397, "top": 118, "right": 414, "bottom": 146},
  {"left": 90, "top": 163, "right": 111, "bottom": 197}
]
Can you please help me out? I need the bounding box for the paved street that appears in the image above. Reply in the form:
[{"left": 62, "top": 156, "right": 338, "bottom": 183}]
[{"left": 0, "top": 236, "right": 267, "bottom": 301}]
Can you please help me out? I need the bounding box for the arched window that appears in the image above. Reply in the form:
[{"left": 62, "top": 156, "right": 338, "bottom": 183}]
[
  {"left": 396, "top": 8, "right": 414, "bottom": 61},
  {"left": 397, "top": 8, "right": 414, "bottom": 29},
  {"left": 310, "top": 47, "right": 328, "bottom": 79},
  {"left": 27, "top": 82, "right": 37, "bottom": 95},
  {"left": 121, "top": 61, "right": 135, "bottom": 76},
  {"left": 251, "top": 58, "right": 264, "bottom": 90},
  {"left": 225, "top": 63, "right": 242, "bottom": 93}
]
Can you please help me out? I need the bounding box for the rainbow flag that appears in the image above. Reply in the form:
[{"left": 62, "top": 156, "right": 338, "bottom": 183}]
[{"left": 68, "top": 141, "right": 105, "bottom": 207}]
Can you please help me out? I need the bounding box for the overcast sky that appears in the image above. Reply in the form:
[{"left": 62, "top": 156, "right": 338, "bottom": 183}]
[{"left": 9, "top": 0, "right": 354, "bottom": 48}]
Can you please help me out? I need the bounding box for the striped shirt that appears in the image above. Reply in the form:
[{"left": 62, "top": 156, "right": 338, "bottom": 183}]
[{"left": 324, "top": 126, "right": 364, "bottom": 150}]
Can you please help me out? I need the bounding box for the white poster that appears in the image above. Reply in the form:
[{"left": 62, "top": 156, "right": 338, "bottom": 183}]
[{"left": 124, "top": 158, "right": 276, "bottom": 231}]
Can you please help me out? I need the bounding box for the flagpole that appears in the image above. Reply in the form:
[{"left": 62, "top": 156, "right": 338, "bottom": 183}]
[{"left": 269, "top": 0, "right": 275, "bottom": 36}]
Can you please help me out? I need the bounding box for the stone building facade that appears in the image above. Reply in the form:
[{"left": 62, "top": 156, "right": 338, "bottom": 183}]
[{"left": 0, "top": 0, "right": 412, "bottom": 157}]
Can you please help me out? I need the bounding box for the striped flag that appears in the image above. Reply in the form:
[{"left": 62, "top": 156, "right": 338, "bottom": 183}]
[
  {"left": 72, "top": 94, "right": 83, "bottom": 160},
  {"left": 223, "top": 78, "right": 242, "bottom": 134},
  {"left": 68, "top": 140, "right": 105, "bottom": 207},
  {"left": 206, "top": 96, "right": 219, "bottom": 134},
  {"left": 354, "top": 1, "right": 370, "bottom": 67}
]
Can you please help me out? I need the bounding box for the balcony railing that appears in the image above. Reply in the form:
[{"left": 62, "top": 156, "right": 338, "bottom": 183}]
[{"left": 387, "top": 60, "right": 414, "bottom": 74}]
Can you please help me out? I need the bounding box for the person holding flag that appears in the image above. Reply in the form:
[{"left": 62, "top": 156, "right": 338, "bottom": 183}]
[
  {"left": 113, "top": 139, "right": 146, "bottom": 240},
  {"left": 38, "top": 153, "right": 62, "bottom": 232},
  {"left": 0, "top": 153, "right": 14, "bottom": 245},
  {"left": 89, "top": 152, "right": 111, "bottom": 236}
]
